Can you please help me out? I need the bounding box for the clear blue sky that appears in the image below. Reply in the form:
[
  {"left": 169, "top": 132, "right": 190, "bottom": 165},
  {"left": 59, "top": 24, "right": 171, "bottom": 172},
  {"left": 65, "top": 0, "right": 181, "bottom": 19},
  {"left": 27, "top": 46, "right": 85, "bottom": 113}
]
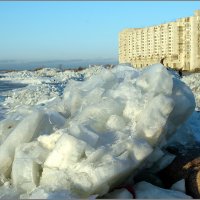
[{"left": 0, "top": 1, "right": 199, "bottom": 62}]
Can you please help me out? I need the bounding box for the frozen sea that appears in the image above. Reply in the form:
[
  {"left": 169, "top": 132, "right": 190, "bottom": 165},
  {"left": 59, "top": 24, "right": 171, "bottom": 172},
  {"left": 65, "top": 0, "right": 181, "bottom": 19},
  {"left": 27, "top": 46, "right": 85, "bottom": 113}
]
[
  {"left": 0, "top": 80, "right": 27, "bottom": 120},
  {"left": 0, "top": 66, "right": 97, "bottom": 120},
  {"left": 0, "top": 64, "right": 200, "bottom": 199}
]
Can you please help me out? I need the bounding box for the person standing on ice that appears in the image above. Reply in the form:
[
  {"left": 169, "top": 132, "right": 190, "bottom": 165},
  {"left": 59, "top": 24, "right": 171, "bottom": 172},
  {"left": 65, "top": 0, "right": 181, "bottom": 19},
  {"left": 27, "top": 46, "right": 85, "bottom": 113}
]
[{"left": 178, "top": 68, "right": 183, "bottom": 78}]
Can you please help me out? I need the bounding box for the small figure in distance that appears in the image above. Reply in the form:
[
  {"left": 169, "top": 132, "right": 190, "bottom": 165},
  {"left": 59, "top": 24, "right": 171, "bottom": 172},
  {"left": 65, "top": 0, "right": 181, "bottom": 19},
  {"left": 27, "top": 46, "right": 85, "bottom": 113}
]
[
  {"left": 160, "top": 58, "right": 165, "bottom": 65},
  {"left": 178, "top": 68, "right": 183, "bottom": 78}
]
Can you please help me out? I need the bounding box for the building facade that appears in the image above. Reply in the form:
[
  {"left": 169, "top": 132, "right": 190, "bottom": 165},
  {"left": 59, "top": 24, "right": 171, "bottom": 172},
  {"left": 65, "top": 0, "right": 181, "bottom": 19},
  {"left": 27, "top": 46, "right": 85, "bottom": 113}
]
[{"left": 119, "top": 10, "right": 200, "bottom": 71}]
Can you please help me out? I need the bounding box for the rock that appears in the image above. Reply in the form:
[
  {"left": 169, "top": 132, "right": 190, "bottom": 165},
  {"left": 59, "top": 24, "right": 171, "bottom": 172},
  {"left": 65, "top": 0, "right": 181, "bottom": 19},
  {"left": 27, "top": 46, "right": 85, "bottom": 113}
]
[
  {"left": 185, "top": 169, "right": 200, "bottom": 198},
  {"left": 158, "top": 147, "right": 200, "bottom": 198},
  {"left": 158, "top": 150, "right": 200, "bottom": 188}
]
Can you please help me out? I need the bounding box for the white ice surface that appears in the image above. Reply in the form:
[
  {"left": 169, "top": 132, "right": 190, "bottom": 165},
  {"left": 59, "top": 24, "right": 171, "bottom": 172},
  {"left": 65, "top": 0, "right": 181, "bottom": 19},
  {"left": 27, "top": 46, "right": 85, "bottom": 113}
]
[
  {"left": 103, "top": 188, "right": 133, "bottom": 199},
  {"left": 171, "top": 179, "right": 186, "bottom": 193},
  {"left": 135, "top": 181, "right": 192, "bottom": 199},
  {"left": 0, "top": 64, "right": 196, "bottom": 198}
]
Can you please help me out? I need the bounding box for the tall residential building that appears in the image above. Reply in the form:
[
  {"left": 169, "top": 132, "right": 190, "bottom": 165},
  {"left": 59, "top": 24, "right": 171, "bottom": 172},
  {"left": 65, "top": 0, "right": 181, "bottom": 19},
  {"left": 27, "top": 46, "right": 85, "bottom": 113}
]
[{"left": 119, "top": 10, "right": 200, "bottom": 71}]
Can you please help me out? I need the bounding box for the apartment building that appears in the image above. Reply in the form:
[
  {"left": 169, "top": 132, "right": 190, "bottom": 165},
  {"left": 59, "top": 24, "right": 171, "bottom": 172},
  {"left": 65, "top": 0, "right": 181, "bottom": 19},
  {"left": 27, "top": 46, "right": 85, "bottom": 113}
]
[{"left": 119, "top": 10, "right": 200, "bottom": 71}]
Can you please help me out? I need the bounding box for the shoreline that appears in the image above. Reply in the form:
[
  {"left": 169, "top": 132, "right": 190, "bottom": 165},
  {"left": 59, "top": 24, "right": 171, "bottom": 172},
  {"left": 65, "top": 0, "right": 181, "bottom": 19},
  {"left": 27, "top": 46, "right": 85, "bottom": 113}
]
[{"left": 1, "top": 65, "right": 200, "bottom": 76}]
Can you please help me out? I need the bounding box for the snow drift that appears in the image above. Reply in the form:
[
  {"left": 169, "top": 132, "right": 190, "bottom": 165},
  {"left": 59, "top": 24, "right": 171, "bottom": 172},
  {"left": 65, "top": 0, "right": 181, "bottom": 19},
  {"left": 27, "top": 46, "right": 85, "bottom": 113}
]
[{"left": 0, "top": 64, "right": 195, "bottom": 198}]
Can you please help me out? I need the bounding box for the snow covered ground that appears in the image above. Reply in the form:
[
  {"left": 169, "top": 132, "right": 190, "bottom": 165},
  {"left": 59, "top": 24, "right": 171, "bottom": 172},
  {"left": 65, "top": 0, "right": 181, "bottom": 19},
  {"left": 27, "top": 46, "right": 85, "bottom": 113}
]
[{"left": 0, "top": 64, "right": 199, "bottom": 199}]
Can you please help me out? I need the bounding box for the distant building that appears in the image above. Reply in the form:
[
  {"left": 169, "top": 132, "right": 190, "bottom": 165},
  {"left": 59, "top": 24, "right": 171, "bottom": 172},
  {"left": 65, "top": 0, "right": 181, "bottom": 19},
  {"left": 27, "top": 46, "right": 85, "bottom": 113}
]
[{"left": 119, "top": 10, "right": 200, "bottom": 71}]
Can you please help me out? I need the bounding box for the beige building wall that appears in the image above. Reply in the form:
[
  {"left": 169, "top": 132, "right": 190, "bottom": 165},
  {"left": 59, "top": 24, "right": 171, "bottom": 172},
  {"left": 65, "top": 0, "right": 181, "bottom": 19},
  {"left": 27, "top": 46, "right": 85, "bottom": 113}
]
[{"left": 119, "top": 10, "right": 200, "bottom": 71}]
